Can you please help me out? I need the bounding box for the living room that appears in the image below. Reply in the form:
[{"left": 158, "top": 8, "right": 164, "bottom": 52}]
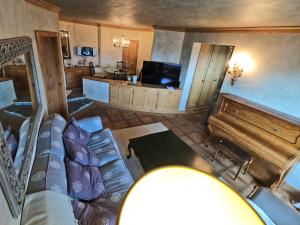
[{"left": 1, "top": 0, "right": 300, "bottom": 225}]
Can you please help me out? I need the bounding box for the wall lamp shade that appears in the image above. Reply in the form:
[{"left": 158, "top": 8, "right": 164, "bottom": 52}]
[
  {"left": 228, "top": 52, "right": 254, "bottom": 85},
  {"left": 118, "top": 166, "right": 264, "bottom": 225}
]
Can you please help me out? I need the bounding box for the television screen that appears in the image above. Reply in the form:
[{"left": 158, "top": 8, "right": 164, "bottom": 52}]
[
  {"left": 141, "top": 61, "right": 181, "bottom": 88},
  {"left": 81, "top": 47, "right": 93, "bottom": 56}
]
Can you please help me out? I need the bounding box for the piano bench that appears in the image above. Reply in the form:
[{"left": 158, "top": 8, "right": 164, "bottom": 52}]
[{"left": 208, "top": 135, "right": 254, "bottom": 180}]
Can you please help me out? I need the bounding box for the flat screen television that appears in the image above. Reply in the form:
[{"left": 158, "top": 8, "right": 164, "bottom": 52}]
[
  {"left": 141, "top": 61, "right": 181, "bottom": 88},
  {"left": 81, "top": 47, "right": 93, "bottom": 56}
]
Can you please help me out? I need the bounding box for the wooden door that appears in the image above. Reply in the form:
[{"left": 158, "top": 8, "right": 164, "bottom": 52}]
[
  {"left": 187, "top": 44, "right": 232, "bottom": 109},
  {"left": 35, "top": 31, "right": 68, "bottom": 117},
  {"left": 122, "top": 40, "right": 139, "bottom": 74}
]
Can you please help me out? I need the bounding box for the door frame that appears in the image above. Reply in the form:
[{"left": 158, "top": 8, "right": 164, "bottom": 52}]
[
  {"left": 179, "top": 42, "right": 234, "bottom": 115},
  {"left": 35, "top": 30, "right": 68, "bottom": 117}
]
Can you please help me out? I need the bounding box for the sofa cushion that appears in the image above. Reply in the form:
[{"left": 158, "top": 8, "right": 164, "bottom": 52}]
[
  {"left": 250, "top": 187, "right": 300, "bottom": 225},
  {"left": 88, "top": 129, "right": 120, "bottom": 167},
  {"left": 72, "top": 198, "right": 117, "bottom": 225},
  {"left": 99, "top": 159, "right": 134, "bottom": 207},
  {"left": 27, "top": 154, "right": 68, "bottom": 195},
  {"left": 65, "top": 158, "right": 105, "bottom": 201},
  {"left": 36, "top": 114, "right": 66, "bottom": 160},
  {"left": 14, "top": 117, "right": 33, "bottom": 174},
  {"left": 64, "top": 137, "right": 100, "bottom": 167},
  {"left": 6, "top": 132, "right": 18, "bottom": 160},
  {"left": 22, "top": 190, "right": 77, "bottom": 225},
  {"left": 247, "top": 199, "right": 276, "bottom": 225},
  {"left": 78, "top": 116, "right": 103, "bottom": 133},
  {"left": 64, "top": 118, "right": 90, "bottom": 146}
]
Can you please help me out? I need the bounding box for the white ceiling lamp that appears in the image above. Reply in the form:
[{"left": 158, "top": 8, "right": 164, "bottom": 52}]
[
  {"left": 113, "top": 25, "right": 130, "bottom": 48},
  {"left": 118, "top": 166, "right": 264, "bottom": 225}
]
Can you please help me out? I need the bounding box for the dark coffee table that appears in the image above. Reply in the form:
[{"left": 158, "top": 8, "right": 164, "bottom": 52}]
[{"left": 127, "top": 130, "right": 213, "bottom": 173}]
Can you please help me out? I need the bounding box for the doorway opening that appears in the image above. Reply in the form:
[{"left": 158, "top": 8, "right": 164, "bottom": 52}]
[{"left": 35, "top": 31, "right": 68, "bottom": 118}]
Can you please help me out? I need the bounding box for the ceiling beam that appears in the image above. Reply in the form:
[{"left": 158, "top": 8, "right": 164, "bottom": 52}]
[
  {"left": 24, "top": 0, "right": 60, "bottom": 13},
  {"left": 59, "top": 16, "right": 154, "bottom": 31},
  {"left": 186, "top": 26, "right": 300, "bottom": 33}
]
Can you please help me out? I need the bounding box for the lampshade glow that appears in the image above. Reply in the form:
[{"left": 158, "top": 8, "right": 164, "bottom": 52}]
[
  {"left": 118, "top": 166, "right": 264, "bottom": 225},
  {"left": 229, "top": 52, "right": 255, "bottom": 72}
]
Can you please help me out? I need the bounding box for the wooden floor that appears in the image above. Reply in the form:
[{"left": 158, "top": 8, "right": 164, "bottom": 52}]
[{"left": 75, "top": 101, "right": 257, "bottom": 196}]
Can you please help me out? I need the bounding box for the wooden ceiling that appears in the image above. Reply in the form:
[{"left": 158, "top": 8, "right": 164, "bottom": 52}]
[{"left": 46, "top": 0, "right": 300, "bottom": 28}]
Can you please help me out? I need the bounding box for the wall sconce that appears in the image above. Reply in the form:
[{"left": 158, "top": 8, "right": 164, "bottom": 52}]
[
  {"left": 228, "top": 62, "right": 244, "bottom": 86},
  {"left": 228, "top": 53, "right": 254, "bottom": 86}
]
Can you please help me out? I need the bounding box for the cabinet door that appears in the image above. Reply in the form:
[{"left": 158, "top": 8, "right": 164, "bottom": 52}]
[
  {"left": 197, "top": 45, "right": 230, "bottom": 107},
  {"left": 119, "top": 86, "right": 132, "bottom": 107},
  {"left": 110, "top": 85, "right": 119, "bottom": 105},
  {"left": 157, "top": 90, "right": 181, "bottom": 112},
  {"left": 156, "top": 90, "right": 168, "bottom": 112},
  {"left": 143, "top": 89, "right": 157, "bottom": 111},
  {"left": 166, "top": 91, "right": 181, "bottom": 111},
  {"left": 187, "top": 44, "right": 214, "bottom": 108},
  {"left": 132, "top": 87, "right": 145, "bottom": 109}
]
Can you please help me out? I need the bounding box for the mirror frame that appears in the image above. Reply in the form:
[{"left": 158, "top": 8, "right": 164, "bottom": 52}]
[
  {"left": 60, "top": 30, "right": 71, "bottom": 59},
  {"left": 0, "top": 36, "right": 44, "bottom": 218}
]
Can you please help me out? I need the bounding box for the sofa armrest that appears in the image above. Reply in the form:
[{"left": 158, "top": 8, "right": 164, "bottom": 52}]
[
  {"left": 78, "top": 116, "right": 103, "bottom": 133},
  {"left": 248, "top": 187, "right": 300, "bottom": 225}
]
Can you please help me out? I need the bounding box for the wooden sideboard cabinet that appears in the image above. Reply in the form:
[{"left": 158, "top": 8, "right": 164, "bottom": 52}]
[
  {"left": 83, "top": 77, "right": 183, "bottom": 113},
  {"left": 3, "top": 65, "right": 28, "bottom": 91},
  {"left": 65, "top": 66, "right": 91, "bottom": 90},
  {"left": 109, "top": 84, "right": 182, "bottom": 113}
]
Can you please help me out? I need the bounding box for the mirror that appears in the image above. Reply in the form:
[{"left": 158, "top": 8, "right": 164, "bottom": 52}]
[
  {"left": 0, "top": 36, "right": 44, "bottom": 218},
  {"left": 60, "top": 30, "right": 71, "bottom": 59}
]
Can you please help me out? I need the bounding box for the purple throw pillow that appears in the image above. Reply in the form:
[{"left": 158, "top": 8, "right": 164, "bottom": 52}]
[
  {"left": 65, "top": 158, "right": 105, "bottom": 201},
  {"left": 63, "top": 117, "right": 90, "bottom": 146},
  {"left": 6, "top": 133, "right": 18, "bottom": 160},
  {"left": 72, "top": 198, "right": 117, "bottom": 225},
  {"left": 63, "top": 137, "right": 100, "bottom": 167}
]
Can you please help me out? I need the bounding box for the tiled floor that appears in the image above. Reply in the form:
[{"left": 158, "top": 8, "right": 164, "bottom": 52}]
[{"left": 75, "top": 101, "right": 258, "bottom": 196}]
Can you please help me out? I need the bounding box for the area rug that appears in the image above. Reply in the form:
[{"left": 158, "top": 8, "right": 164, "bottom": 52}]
[{"left": 112, "top": 123, "right": 168, "bottom": 180}]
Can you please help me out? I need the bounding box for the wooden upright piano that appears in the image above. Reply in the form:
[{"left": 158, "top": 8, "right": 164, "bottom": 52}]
[{"left": 208, "top": 94, "right": 300, "bottom": 188}]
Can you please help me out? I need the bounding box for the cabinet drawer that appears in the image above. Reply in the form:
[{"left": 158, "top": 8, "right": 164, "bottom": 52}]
[{"left": 222, "top": 99, "right": 300, "bottom": 144}]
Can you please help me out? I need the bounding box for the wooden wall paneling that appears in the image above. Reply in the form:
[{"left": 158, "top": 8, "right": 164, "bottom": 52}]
[
  {"left": 122, "top": 40, "right": 139, "bottom": 74},
  {"left": 35, "top": 31, "right": 68, "bottom": 118}
]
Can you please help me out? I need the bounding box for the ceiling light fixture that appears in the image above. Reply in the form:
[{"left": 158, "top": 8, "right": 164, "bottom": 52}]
[{"left": 113, "top": 25, "right": 130, "bottom": 48}]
